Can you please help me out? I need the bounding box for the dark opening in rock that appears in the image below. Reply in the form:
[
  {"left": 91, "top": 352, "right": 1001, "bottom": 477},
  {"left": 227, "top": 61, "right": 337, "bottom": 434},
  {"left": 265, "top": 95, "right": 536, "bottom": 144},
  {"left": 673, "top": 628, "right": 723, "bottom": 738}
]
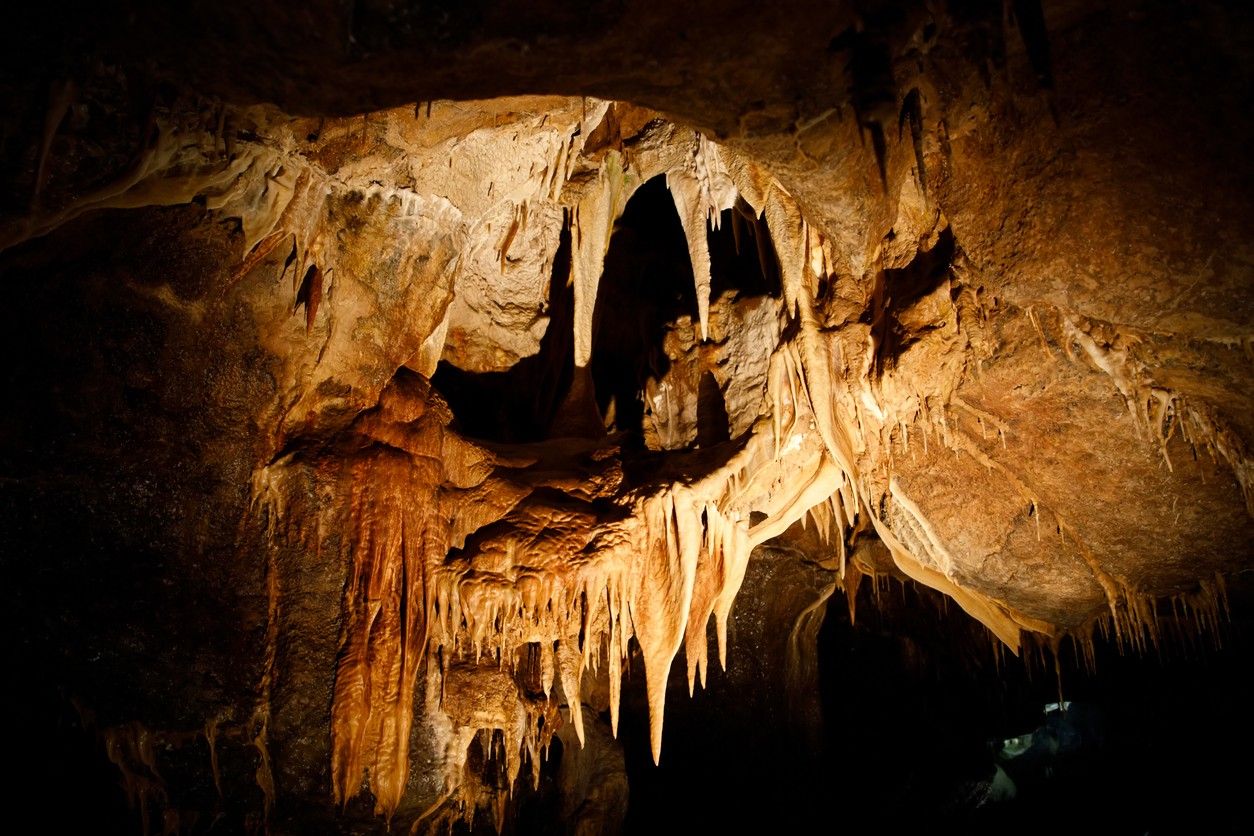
[
  {"left": 431, "top": 216, "right": 574, "bottom": 442},
  {"left": 590, "top": 175, "right": 697, "bottom": 443}
]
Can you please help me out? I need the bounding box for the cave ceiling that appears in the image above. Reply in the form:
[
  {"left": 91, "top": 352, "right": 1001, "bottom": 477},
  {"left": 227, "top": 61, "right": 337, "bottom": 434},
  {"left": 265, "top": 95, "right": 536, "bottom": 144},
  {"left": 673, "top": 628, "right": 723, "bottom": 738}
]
[{"left": 1, "top": 0, "right": 1251, "bottom": 831}]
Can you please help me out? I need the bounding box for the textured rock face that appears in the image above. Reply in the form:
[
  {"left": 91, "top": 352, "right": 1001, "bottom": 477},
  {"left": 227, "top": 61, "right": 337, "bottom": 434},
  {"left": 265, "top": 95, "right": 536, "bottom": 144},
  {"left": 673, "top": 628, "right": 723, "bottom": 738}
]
[{"left": 1, "top": 1, "right": 1251, "bottom": 831}]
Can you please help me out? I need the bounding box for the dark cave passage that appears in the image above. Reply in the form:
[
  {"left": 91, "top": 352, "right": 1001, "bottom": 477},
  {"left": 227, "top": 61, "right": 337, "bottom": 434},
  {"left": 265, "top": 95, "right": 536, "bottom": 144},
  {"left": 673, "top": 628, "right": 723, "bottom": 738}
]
[
  {"left": 869, "top": 224, "right": 956, "bottom": 373},
  {"left": 586, "top": 175, "right": 697, "bottom": 443},
  {"left": 590, "top": 174, "right": 697, "bottom": 443},
  {"left": 431, "top": 217, "right": 574, "bottom": 443},
  {"left": 812, "top": 579, "right": 1254, "bottom": 832},
  {"left": 610, "top": 554, "right": 1254, "bottom": 834},
  {"left": 432, "top": 176, "right": 782, "bottom": 453},
  {"left": 708, "top": 199, "right": 781, "bottom": 303},
  {"left": 590, "top": 179, "right": 781, "bottom": 451}
]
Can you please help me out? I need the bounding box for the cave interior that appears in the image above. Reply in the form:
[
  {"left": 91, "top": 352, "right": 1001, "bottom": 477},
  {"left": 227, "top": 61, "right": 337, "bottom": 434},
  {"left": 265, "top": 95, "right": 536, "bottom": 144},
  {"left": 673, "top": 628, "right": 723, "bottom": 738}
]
[{"left": 2, "top": 1, "right": 1252, "bottom": 833}]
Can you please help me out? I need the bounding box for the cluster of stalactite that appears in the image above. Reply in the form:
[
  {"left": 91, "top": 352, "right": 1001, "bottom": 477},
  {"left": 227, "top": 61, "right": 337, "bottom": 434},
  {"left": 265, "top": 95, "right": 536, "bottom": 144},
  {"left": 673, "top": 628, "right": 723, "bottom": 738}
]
[
  {"left": 6, "top": 84, "right": 1244, "bottom": 829},
  {"left": 260, "top": 135, "right": 1236, "bottom": 822}
]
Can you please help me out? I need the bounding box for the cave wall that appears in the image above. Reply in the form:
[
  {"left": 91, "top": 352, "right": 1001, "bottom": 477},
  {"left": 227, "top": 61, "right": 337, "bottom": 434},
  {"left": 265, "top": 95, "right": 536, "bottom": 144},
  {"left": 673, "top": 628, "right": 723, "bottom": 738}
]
[{"left": 1, "top": 1, "right": 1251, "bottom": 832}]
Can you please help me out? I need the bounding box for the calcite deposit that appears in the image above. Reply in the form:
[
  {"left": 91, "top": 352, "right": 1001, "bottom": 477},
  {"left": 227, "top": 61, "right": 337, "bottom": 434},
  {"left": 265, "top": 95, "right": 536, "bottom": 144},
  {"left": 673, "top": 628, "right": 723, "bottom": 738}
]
[{"left": 1, "top": 1, "right": 1250, "bottom": 832}]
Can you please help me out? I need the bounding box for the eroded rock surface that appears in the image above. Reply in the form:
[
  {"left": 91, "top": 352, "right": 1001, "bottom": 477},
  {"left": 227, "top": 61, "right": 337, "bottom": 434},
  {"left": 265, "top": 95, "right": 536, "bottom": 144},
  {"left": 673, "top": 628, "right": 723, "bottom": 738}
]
[{"left": 2, "top": 1, "right": 1250, "bottom": 831}]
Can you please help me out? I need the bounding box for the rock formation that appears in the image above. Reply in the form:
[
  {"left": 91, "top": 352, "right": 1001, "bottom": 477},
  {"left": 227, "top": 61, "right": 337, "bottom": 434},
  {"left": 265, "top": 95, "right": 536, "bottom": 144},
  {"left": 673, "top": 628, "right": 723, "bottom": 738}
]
[{"left": 1, "top": 1, "right": 1250, "bottom": 831}]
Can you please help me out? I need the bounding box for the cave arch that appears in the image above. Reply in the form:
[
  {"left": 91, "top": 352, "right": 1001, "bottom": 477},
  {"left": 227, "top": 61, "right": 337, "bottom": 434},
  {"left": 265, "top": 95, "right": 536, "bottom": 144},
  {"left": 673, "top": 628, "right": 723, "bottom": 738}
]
[
  {"left": 590, "top": 175, "right": 697, "bottom": 444},
  {"left": 590, "top": 179, "right": 783, "bottom": 452}
]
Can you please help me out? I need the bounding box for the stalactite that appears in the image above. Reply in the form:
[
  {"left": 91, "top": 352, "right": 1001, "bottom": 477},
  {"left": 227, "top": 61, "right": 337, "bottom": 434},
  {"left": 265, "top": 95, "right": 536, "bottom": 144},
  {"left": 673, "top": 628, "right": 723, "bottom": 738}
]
[
  {"left": 665, "top": 134, "right": 740, "bottom": 341},
  {"left": 206, "top": 102, "right": 1249, "bottom": 829},
  {"left": 251, "top": 713, "right": 276, "bottom": 826},
  {"left": 102, "top": 723, "right": 166, "bottom": 836},
  {"left": 328, "top": 386, "right": 451, "bottom": 818},
  {"left": 2, "top": 115, "right": 269, "bottom": 252},
  {"left": 204, "top": 718, "right": 223, "bottom": 800},
  {"left": 898, "top": 88, "right": 927, "bottom": 197},
  {"left": 569, "top": 160, "right": 628, "bottom": 369},
  {"left": 251, "top": 469, "right": 283, "bottom": 830},
  {"left": 1058, "top": 312, "right": 1253, "bottom": 513}
]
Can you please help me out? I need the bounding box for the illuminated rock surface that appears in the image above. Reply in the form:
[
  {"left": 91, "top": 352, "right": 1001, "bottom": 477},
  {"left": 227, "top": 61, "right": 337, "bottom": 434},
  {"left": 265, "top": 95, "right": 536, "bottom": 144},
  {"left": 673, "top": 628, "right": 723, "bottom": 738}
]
[{"left": 1, "top": 1, "right": 1251, "bottom": 832}]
